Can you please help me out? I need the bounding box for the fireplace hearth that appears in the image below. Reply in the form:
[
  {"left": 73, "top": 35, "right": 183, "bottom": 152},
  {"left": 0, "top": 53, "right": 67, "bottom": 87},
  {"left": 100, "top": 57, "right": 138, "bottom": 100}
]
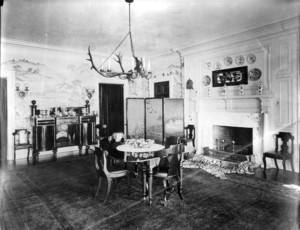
[{"left": 213, "top": 125, "right": 253, "bottom": 155}]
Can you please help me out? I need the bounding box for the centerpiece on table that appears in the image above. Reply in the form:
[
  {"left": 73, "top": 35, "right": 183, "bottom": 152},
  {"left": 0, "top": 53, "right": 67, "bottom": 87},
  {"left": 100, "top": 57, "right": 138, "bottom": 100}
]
[
  {"left": 126, "top": 138, "right": 155, "bottom": 148},
  {"left": 125, "top": 138, "right": 156, "bottom": 160}
]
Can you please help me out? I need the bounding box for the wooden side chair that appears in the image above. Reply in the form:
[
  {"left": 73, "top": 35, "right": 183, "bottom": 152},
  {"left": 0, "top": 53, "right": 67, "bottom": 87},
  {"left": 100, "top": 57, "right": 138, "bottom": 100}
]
[
  {"left": 94, "top": 147, "right": 130, "bottom": 203},
  {"left": 262, "top": 132, "right": 294, "bottom": 174},
  {"left": 164, "top": 136, "right": 181, "bottom": 148},
  {"left": 12, "top": 129, "right": 32, "bottom": 160},
  {"left": 181, "top": 125, "right": 195, "bottom": 147},
  {"left": 154, "top": 143, "right": 185, "bottom": 207}
]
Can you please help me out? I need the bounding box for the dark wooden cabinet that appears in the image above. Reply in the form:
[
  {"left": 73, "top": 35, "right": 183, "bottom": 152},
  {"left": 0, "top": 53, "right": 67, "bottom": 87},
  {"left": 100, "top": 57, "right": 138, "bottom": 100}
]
[{"left": 31, "top": 115, "right": 97, "bottom": 159}]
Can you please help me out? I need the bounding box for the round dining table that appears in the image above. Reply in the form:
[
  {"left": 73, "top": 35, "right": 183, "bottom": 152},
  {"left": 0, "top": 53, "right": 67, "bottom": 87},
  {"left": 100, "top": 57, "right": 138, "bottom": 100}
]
[{"left": 117, "top": 143, "right": 165, "bottom": 205}]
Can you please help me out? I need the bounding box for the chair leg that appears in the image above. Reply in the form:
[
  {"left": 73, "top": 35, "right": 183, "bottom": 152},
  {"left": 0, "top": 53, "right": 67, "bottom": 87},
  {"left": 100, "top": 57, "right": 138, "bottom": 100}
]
[
  {"left": 176, "top": 176, "right": 183, "bottom": 200},
  {"left": 27, "top": 148, "right": 30, "bottom": 159},
  {"left": 114, "top": 178, "right": 119, "bottom": 191},
  {"left": 163, "top": 179, "right": 168, "bottom": 207},
  {"left": 127, "top": 174, "right": 131, "bottom": 196},
  {"left": 262, "top": 155, "right": 267, "bottom": 171},
  {"left": 95, "top": 176, "right": 102, "bottom": 196},
  {"left": 103, "top": 178, "right": 112, "bottom": 203},
  {"left": 290, "top": 158, "right": 295, "bottom": 172},
  {"left": 282, "top": 159, "right": 286, "bottom": 175},
  {"left": 274, "top": 158, "right": 279, "bottom": 170}
]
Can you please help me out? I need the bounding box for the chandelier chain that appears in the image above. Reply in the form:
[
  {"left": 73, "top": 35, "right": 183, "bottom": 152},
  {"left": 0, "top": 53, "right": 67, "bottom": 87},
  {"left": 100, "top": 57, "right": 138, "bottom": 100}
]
[
  {"left": 100, "top": 32, "right": 130, "bottom": 69},
  {"left": 128, "top": 2, "right": 135, "bottom": 58},
  {"left": 87, "top": 0, "right": 153, "bottom": 81}
]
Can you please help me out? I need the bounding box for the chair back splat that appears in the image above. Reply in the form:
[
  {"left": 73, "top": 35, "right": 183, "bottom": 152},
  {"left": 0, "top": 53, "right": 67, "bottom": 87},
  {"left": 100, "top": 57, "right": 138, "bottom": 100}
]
[
  {"left": 181, "top": 125, "right": 195, "bottom": 147},
  {"left": 263, "top": 132, "right": 294, "bottom": 174},
  {"left": 164, "top": 136, "right": 181, "bottom": 148}
]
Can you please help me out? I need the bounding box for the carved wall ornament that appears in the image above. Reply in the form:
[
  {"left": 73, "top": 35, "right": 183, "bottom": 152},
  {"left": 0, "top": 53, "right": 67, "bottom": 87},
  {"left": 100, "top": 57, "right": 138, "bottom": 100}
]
[
  {"left": 213, "top": 62, "right": 222, "bottom": 70},
  {"left": 247, "top": 113, "right": 262, "bottom": 122},
  {"left": 203, "top": 61, "right": 211, "bottom": 70}
]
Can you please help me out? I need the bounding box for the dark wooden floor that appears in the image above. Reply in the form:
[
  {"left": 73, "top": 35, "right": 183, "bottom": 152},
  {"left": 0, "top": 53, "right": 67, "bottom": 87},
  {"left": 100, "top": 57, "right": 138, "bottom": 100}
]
[{"left": 1, "top": 153, "right": 300, "bottom": 230}]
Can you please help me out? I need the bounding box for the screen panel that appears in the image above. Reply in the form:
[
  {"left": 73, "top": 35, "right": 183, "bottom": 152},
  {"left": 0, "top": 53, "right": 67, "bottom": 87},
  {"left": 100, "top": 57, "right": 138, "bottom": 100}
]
[
  {"left": 164, "top": 98, "right": 184, "bottom": 139},
  {"left": 145, "top": 98, "right": 163, "bottom": 144},
  {"left": 126, "top": 98, "right": 145, "bottom": 139}
]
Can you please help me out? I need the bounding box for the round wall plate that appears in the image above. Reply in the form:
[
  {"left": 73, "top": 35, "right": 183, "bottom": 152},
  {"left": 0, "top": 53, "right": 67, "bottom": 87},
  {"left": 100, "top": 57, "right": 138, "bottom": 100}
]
[
  {"left": 249, "top": 68, "right": 262, "bottom": 81},
  {"left": 247, "top": 54, "right": 256, "bottom": 64},
  {"left": 202, "top": 75, "right": 211, "bottom": 86},
  {"left": 235, "top": 55, "right": 245, "bottom": 65},
  {"left": 224, "top": 57, "right": 233, "bottom": 66}
]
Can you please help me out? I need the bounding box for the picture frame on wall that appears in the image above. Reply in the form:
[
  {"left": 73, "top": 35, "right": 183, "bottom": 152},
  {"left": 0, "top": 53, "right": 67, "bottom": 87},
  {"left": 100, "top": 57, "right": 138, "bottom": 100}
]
[{"left": 212, "top": 66, "right": 248, "bottom": 87}]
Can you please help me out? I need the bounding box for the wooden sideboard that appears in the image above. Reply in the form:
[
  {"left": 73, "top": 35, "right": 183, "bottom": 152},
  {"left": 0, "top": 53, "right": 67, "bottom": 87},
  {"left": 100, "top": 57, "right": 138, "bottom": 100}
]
[
  {"left": 31, "top": 115, "right": 98, "bottom": 159},
  {"left": 30, "top": 100, "right": 98, "bottom": 159}
]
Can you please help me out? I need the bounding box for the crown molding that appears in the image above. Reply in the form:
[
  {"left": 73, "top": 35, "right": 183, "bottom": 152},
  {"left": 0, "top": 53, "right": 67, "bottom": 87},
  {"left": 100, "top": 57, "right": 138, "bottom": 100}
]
[
  {"left": 179, "top": 14, "right": 300, "bottom": 57},
  {"left": 0, "top": 37, "right": 109, "bottom": 57}
]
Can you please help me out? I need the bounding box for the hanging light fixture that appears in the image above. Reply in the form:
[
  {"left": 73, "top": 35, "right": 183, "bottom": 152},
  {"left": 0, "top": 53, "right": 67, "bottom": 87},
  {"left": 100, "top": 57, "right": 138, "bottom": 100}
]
[
  {"left": 186, "top": 78, "right": 193, "bottom": 90},
  {"left": 87, "top": 0, "right": 152, "bottom": 81}
]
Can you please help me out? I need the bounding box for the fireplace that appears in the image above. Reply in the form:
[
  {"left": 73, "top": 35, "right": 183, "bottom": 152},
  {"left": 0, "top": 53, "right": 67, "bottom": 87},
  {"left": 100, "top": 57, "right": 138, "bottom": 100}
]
[
  {"left": 213, "top": 125, "right": 253, "bottom": 155},
  {"left": 198, "top": 111, "right": 264, "bottom": 164}
]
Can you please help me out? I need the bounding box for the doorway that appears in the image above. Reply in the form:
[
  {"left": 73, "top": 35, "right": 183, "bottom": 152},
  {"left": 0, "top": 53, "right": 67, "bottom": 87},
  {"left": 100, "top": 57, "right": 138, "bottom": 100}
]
[
  {"left": 99, "top": 84, "right": 124, "bottom": 136},
  {"left": 0, "top": 77, "right": 7, "bottom": 161},
  {"left": 154, "top": 81, "right": 169, "bottom": 98}
]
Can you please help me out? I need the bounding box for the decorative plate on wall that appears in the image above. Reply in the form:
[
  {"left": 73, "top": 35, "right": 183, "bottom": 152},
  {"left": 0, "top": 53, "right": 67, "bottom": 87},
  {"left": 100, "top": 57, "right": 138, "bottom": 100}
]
[
  {"left": 247, "top": 54, "right": 256, "bottom": 64},
  {"left": 224, "top": 56, "right": 233, "bottom": 66},
  {"left": 213, "top": 62, "right": 222, "bottom": 70},
  {"left": 202, "top": 75, "right": 211, "bottom": 86},
  {"left": 235, "top": 55, "right": 245, "bottom": 65},
  {"left": 249, "top": 68, "right": 262, "bottom": 81}
]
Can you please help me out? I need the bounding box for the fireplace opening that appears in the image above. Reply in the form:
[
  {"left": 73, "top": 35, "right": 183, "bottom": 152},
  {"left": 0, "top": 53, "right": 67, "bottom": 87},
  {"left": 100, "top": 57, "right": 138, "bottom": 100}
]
[{"left": 213, "top": 125, "right": 253, "bottom": 155}]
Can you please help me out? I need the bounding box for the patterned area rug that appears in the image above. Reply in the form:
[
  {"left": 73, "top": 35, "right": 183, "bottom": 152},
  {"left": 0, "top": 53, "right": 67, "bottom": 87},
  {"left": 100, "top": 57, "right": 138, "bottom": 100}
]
[
  {"left": 183, "top": 154, "right": 260, "bottom": 179},
  {"left": 1, "top": 156, "right": 299, "bottom": 230}
]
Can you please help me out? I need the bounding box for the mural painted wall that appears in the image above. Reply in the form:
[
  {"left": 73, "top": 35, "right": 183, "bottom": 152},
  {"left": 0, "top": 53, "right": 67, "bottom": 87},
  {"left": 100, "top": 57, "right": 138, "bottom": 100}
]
[
  {"left": 2, "top": 58, "right": 101, "bottom": 131},
  {"left": 0, "top": 42, "right": 147, "bottom": 140}
]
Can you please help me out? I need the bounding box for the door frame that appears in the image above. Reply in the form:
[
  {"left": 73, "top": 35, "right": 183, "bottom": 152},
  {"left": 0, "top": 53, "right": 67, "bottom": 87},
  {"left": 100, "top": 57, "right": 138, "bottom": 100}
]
[{"left": 99, "top": 83, "right": 125, "bottom": 136}]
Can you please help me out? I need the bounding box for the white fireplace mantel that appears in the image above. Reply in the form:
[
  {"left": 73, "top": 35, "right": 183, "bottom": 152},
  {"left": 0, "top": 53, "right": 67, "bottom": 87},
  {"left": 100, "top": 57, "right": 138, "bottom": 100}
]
[
  {"left": 194, "top": 93, "right": 274, "bottom": 114},
  {"left": 195, "top": 93, "right": 275, "bottom": 166}
]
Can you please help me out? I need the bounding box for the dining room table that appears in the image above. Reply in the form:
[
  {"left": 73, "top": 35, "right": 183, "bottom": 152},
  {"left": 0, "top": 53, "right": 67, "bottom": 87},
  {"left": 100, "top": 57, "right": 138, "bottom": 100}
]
[
  {"left": 116, "top": 142, "right": 165, "bottom": 205},
  {"left": 117, "top": 141, "right": 197, "bottom": 205}
]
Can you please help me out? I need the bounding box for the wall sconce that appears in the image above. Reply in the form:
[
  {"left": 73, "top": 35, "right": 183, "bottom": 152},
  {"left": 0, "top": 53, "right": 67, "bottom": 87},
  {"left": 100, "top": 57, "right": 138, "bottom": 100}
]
[
  {"left": 86, "top": 89, "right": 95, "bottom": 99},
  {"left": 16, "top": 83, "right": 29, "bottom": 98}
]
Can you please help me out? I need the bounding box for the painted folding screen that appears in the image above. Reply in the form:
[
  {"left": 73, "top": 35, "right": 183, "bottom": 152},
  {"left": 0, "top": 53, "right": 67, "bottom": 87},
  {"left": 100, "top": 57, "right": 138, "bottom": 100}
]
[
  {"left": 145, "top": 98, "right": 164, "bottom": 144},
  {"left": 126, "top": 98, "right": 184, "bottom": 145},
  {"left": 126, "top": 98, "right": 145, "bottom": 139},
  {"left": 164, "top": 98, "right": 184, "bottom": 139}
]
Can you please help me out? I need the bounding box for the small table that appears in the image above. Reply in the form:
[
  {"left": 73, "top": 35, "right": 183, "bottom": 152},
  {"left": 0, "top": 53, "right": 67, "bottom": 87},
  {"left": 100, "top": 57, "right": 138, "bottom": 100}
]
[{"left": 117, "top": 144, "right": 165, "bottom": 205}]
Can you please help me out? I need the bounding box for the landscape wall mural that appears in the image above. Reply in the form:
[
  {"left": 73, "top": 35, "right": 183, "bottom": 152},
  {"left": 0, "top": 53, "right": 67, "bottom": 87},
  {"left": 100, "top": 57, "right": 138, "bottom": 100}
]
[{"left": 2, "top": 58, "right": 100, "bottom": 130}]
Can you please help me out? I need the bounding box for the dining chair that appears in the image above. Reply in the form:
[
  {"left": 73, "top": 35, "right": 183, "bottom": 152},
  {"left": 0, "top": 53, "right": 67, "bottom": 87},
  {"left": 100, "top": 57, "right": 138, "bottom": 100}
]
[
  {"left": 262, "top": 132, "right": 294, "bottom": 175},
  {"left": 12, "top": 129, "right": 32, "bottom": 160},
  {"left": 181, "top": 125, "right": 195, "bottom": 147},
  {"left": 154, "top": 143, "right": 185, "bottom": 207},
  {"left": 98, "top": 131, "right": 126, "bottom": 167},
  {"left": 94, "top": 147, "right": 130, "bottom": 203},
  {"left": 164, "top": 136, "right": 181, "bottom": 148}
]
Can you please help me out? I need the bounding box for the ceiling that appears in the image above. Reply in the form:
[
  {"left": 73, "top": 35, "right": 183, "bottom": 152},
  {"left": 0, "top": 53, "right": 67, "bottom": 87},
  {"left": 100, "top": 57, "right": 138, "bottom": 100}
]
[{"left": 2, "top": 0, "right": 300, "bottom": 57}]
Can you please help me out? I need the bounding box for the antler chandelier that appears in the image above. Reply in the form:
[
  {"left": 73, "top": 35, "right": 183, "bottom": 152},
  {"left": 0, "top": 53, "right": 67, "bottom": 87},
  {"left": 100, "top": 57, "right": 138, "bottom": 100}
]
[{"left": 87, "top": 0, "right": 152, "bottom": 81}]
